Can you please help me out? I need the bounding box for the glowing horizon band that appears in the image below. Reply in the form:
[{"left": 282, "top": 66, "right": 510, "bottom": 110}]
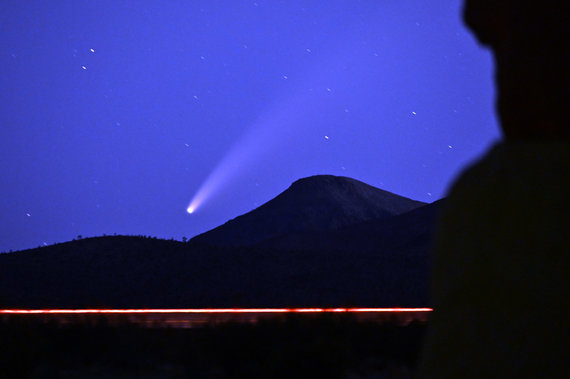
[{"left": 0, "top": 308, "right": 433, "bottom": 314}]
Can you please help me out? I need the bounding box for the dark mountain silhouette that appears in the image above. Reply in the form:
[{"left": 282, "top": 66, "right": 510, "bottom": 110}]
[
  {"left": 191, "top": 175, "right": 426, "bottom": 247},
  {"left": 260, "top": 199, "right": 444, "bottom": 253},
  {"left": 0, "top": 176, "right": 440, "bottom": 309},
  {"left": 255, "top": 199, "right": 444, "bottom": 306}
]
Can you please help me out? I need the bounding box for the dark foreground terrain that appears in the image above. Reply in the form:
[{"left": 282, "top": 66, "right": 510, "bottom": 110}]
[
  {"left": 0, "top": 315, "right": 426, "bottom": 378},
  {"left": 0, "top": 177, "right": 442, "bottom": 309}
]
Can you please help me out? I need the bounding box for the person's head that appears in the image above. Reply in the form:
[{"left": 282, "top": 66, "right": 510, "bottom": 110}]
[{"left": 463, "top": 0, "right": 569, "bottom": 140}]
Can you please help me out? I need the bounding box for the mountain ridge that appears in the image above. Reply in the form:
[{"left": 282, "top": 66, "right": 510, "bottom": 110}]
[
  {"left": 191, "top": 175, "right": 425, "bottom": 247},
  {"left": 0, "top": 176, "right": 439, "bottom": 309}
]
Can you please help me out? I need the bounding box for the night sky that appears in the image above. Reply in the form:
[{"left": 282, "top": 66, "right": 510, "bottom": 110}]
[{"left": 0, "top": 1, "right": 499, "bottom": 252}]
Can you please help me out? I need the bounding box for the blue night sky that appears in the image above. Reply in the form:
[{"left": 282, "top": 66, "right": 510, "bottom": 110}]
[{"left": 0, "top": 0, "right": 499, "bottom": 252}]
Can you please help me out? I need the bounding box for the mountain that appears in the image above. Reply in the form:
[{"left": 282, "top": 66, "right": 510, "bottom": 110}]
[
  {"left": 255, "top": 199, "right": 444, "bottom": 307},
  {"left": 0, "top": 176, "right": 441, "bottom": 309},
  {"left": 260, "top": 199, "right": 444, "bottom": 253},
  {"left": 191, "top": 175, "right": 426, "bottom": 247}
]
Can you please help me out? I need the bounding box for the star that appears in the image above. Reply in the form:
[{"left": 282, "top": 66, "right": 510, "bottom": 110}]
[
  {"left": 90, "top": 48, "right": 95, "bottom": 53},
  {"left": 81, "top": 65, "right": 87, "bottom": 70},
  {"left": 324, "top": 135, "right": 329, "bottom": 140}
]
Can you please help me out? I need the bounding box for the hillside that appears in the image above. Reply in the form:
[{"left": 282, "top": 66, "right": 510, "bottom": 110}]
[
  {"left": 191, "top": 175, "right": 425, "bottom": 247},
  {"left": 0, "top": 177, "right": 440, "bottom": 309}
]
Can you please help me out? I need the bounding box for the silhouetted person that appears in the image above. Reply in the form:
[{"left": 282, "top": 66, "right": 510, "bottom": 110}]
[{"left": 419, "top": 1, "right": 569, "bottom": 377}]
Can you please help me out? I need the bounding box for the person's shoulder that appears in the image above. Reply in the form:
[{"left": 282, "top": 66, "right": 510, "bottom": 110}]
[
  {"left": 437, "top": 139, "right": 570, "bottom": 230},
  {"left": 449, "top": 140, "right": 570, "bottom": 196}
]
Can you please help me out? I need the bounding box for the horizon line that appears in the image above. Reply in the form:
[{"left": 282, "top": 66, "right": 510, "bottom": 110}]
[{"left": 1, "top": 308, "right": 434, "bottom": 314}]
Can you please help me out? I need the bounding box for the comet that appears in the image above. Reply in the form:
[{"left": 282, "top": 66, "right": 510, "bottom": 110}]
[
  {"left": 185, "top": 20, "right": 386, "bottom": 214},
  {"left": 185, "top": 97, "right": 300, "bottom": 214}
]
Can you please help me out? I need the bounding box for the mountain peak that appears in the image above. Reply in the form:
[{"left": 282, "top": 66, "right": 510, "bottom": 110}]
[
  {"left": 291, "top": 174, "right": 350, "bottom": 185},
  {"left": 289, "top": 175, "right": 366, "bottom": 191},
  {"left": 288, "top": 175, "right": 402, "bottom": 199},
  {"left": 191, "top": 175, "right": 425, "bottom": 247}
]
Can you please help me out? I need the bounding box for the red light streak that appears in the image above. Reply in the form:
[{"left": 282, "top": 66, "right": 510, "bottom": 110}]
[{"left": 0, "top": 308, "right": 433, "bottom": 315}]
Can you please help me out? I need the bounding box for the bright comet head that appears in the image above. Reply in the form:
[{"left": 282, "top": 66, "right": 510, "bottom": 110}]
[{"left": 187, "top": 194, "right": 204, "bottom": 214}]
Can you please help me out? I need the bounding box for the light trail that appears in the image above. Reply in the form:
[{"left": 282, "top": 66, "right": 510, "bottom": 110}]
[{"left": 0, "top": 308, "right": 433, "bottom": 315}]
